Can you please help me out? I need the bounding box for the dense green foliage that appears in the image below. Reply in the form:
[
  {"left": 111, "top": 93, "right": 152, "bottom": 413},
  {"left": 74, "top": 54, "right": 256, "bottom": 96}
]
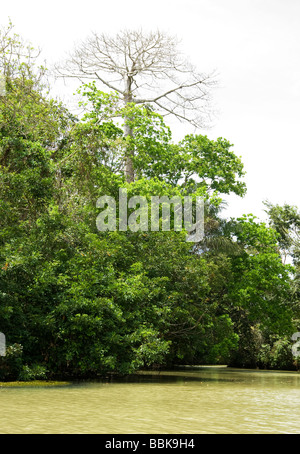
[{"left": 0, "top": 25, "right": 299, "bottom": 380}]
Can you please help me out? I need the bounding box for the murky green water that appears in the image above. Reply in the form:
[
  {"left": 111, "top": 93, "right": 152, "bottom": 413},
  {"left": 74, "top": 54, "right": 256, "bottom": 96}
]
[{"left": 1, "top": 366, "right": 300, "bottom": 434}]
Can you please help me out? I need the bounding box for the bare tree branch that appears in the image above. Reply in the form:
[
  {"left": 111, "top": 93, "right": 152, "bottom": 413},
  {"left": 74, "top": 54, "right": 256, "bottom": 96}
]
[{"left": 55, "top": 29, "right": 217, "bottom": 182}]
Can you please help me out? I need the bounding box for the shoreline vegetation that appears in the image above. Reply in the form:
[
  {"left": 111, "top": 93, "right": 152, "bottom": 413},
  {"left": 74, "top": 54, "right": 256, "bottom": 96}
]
[
  {"left": 0, "top": 380, "right": 71, "bottom": 387},
  {"left": 1, "top": 23, "right": 300, "bottom": 381},
  {"left": 1, "top": 364, "right": 299, "bottom": 387}
]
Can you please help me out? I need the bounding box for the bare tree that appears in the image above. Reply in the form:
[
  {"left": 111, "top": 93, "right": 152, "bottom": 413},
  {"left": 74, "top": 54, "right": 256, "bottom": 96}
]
[
  {"left": 0, "top": 21, "right": 53, "bottom": 137},
  {"left": 0, "top": 20, "right": 46, "bottom": 85},
  {"left": 55, "top": 29, "right": 216, "bottom": 182}
]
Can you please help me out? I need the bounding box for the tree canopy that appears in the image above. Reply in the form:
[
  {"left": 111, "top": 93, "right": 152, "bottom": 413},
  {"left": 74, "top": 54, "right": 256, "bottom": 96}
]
[
  {"left": 0, "top": 23, "right": 299, "bottom": 380},
  {"left": 56, "top": 29, "right": 216, "bottom": 182}
]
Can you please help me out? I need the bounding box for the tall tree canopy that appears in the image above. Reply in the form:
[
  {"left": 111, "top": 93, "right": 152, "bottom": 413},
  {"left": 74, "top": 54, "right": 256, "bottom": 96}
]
[{"left": 55, "top": 29, "right": 216, "bottom": 182}]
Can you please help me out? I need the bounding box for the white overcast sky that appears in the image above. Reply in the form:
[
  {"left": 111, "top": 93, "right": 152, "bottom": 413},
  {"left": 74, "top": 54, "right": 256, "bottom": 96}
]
[{"left": 1, "top": 0, "right": 300, "bottom": 222}]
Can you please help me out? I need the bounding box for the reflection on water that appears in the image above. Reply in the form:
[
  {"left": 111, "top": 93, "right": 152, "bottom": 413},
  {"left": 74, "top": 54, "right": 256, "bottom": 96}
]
[{"left": 1, "top": 366, "right": 300, "bottom": 434}]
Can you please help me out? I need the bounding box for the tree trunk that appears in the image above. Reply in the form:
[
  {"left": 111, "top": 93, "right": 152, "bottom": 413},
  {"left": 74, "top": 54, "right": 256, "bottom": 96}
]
[
  {"left": 124, "top": 120, "right": 134, "bottom": 183},
  {"left": 124, "top": 76, "right": 135, "bottom": 183}
]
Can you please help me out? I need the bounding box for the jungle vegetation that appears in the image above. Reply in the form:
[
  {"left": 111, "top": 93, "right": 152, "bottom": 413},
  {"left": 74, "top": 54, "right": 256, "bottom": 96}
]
[{"left": 0, "top": 23, "right": 299, "bottom": 380}]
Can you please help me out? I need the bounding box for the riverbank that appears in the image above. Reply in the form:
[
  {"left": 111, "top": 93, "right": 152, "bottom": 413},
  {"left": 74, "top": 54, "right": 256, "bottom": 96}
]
[
  {"left": 1, "top": 364, "right": 299, "bottom": 387},
  {"left": 0, "top": 380, "right": 71, "bottom": 387}
]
